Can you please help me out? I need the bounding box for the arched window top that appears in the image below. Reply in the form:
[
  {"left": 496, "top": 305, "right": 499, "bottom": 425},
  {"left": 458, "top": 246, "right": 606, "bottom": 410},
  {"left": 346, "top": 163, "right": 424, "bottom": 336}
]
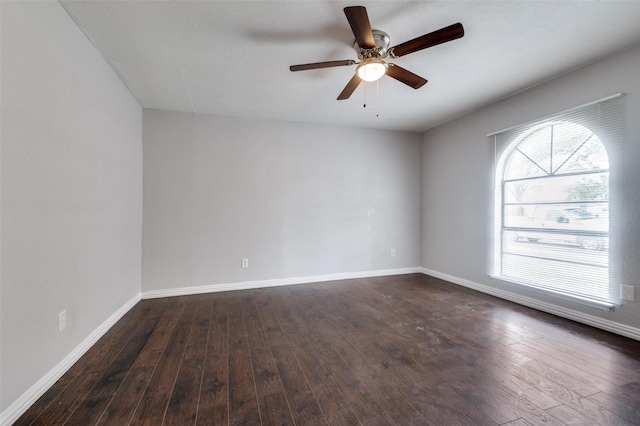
[{"left": 503, "top": 121, "right": 609, "bottom": 182}]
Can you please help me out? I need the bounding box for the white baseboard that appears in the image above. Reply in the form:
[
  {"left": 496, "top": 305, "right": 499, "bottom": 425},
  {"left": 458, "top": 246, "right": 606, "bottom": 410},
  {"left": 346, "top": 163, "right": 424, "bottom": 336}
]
[
  {"left": 142, "top": 267, "right": 421, "bottom": 299},
  {"left": 0, "top": 293, "right": 141, "bottom": 426},
  {"left": 419, "top": 267, "right": 640, "bottom": 341}
]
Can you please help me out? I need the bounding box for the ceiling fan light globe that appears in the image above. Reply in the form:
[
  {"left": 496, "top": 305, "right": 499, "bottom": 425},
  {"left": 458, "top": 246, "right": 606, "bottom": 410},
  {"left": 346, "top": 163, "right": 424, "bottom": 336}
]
[{"left": 356, "top": 61, "right": 387, "bottom": 82}]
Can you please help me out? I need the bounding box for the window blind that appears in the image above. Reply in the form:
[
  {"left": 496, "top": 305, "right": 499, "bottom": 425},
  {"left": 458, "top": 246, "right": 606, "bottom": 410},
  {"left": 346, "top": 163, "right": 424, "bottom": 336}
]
[{"left": 490, "top": 94, "right": 624, "bottom": 308}]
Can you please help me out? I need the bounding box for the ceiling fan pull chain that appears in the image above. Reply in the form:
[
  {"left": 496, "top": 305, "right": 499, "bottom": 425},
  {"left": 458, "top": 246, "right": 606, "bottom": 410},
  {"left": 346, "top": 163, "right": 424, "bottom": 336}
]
[
  {"left": 376, "top": 79, "right": 380, "bottom": 117},
  {"left": 363, "top": 81, "right": 367, "bottom": 108}
]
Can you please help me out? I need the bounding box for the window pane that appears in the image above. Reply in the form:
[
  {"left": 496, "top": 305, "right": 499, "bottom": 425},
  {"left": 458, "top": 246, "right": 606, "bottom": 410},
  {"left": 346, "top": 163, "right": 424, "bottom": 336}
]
[
  {"left": 555, "top": 134, "right": 609, "bottom": 174},
  {"left": 503, "top": 150, "right": 548, "bottom": 180},
  {"left": 505, "top": 126, "right": 552, "bottom": 178},
  {"left": 504, "top": 172, "right": 609, "bottom": 204}
]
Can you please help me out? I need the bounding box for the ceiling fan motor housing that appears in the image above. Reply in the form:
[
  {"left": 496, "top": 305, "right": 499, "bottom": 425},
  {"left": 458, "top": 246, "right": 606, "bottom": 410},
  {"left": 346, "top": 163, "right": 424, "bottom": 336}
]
[{"left": 355, "top": 30, "right": 391, "bottom": 59}]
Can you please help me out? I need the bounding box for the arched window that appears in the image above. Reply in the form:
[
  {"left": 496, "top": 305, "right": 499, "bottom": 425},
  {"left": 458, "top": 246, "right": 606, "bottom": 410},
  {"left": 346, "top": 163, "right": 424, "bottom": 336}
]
[{"left": 494, "top": 120, "right": 611, "bottom": 304}]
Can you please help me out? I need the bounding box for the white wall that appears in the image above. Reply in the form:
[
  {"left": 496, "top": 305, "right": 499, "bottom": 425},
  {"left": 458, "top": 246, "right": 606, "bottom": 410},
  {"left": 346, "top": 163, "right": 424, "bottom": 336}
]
[
  {"left": 142, "top": 110, "right": 421, "bottom": 293},
  {"left": 421, "top": 45, "right": 640, "bottom": 332},
  {"left": 0, "top": 0, "right": 142, "bottom": 416}
]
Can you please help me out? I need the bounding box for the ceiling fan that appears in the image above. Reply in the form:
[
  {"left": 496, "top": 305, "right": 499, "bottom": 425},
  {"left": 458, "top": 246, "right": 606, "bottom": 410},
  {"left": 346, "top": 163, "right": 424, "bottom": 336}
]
[{"left": 289, "top": 6, "right": 464, "bottom": 100}]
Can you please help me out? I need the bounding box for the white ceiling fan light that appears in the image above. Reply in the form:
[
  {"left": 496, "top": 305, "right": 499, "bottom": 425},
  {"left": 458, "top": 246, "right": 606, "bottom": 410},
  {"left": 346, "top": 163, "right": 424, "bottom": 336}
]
[{"left": 356, "top": 57, "right": 388, "bottom": 82}]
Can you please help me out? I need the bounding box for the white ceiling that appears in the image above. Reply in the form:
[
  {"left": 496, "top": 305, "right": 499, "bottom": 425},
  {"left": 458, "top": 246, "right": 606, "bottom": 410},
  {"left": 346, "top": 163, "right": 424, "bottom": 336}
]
[{"left": 60, "top": 1, "right": 640, "bottom": 133}]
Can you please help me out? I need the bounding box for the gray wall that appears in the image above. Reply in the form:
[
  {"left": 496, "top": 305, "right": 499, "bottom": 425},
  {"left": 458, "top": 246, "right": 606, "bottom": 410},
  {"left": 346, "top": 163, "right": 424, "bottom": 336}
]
[
  {"left": 0, "top": 1, "right": 142, "bottom": 413},
  {"left": 421, "top": 45, "right": 640, "bottom": 329},
  {"left": 142, "top": 110, "right": 422, "bottom": 292}
]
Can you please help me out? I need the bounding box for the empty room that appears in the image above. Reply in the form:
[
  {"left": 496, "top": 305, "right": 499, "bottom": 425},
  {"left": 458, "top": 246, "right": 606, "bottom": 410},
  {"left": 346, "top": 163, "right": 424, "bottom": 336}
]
[{"left": 2, "top": 1, "right": 640, "bottom": 425}]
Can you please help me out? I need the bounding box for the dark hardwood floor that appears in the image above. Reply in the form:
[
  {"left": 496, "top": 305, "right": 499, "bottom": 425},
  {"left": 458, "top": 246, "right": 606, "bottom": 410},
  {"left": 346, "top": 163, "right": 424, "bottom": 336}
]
[{"left": 16, "top": 274, "right": 640, "bottom": 425}]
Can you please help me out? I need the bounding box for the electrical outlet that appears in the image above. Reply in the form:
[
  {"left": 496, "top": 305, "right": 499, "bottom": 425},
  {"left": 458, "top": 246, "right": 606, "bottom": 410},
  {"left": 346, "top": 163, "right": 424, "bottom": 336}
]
[
  {"left": 241, "top": 258, "right": 249, "bottom": 268},
  {"left": 390, "top": 249, "right": 396, "bottom": 257},
  {"left": 58, "top": 310, "right": 66, "bottom": 332},
  {"left": 621, "top": 285, "right": 635, "bottom": 301}
]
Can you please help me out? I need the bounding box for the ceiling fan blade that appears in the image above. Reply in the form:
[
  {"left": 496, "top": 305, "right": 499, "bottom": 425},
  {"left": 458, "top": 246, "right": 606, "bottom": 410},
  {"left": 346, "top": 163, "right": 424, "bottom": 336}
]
[
  {"left": 391, "top": 22, "right": 464, "bottom": 57},
  {"left": 344, "top": 6, "right": 375, "bottom": 49},
  {"left": 337, "top": 74, "right": 362, "bottom": 100},
  {"left": 385, "top": 64, "right": 428, "bottom": 89},
  {"left": 290, "top": 60, "right": 356, "bottom": 72}
]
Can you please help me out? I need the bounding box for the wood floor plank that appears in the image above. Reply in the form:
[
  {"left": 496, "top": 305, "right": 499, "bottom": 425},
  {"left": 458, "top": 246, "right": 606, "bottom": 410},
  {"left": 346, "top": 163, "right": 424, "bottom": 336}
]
[
  {"left": 308, "top": 383, "right": 363, "bottom": 426},
  {"left": 269, "top": 302, "right": 331, "bottom": 387},
  {"left": 256, "top": 288, "right": 357, "bottom": 421},
  {"left": 305, "top": 285, "right": 433, "bottom": 425},
  {"left": 617, "top": 381, "right": 640, "bottom": 403},
  {"left": 442, "top": 363, "right": 562, "bottom": 425},
  {"left": 22, "top": 302, "right": 169, "bottom": 425},
  {"left": 501, "top": 419, "right": 533, "bottom": 426},
  {"left": 13, "top": 375, "right": 74, "bottom": 425},
  {"left": 163, "top": 295, "right": 214, "bottom": 425},
  {"left": 507, "top": 342, "right": 615, "bottom": 393},
  {"left": 588, "top": 390, "right": 640, "bottom": 425},
  {"left": 408, "top": 311, "right": 564, "bottom": 414},
  {"left": 541, "top": 335, "right": 640, "bottom": 382},
  {"left": 65, "top": 310, "right": 162, "bottom": 425},
  {"left": 483, "top": 327, "right": 637, "bottom": 424},
  {"left": 328, "top": 290, "right": 498, "bottom": 425},
  {"left": 242, "top": 292, "right": 295, "bottom": 425},
  {"left": 94, "top": 298, "right": 183, "bottom": 425},
  {"left": 65, "top": 301, "right": 160, "bottom": 378},
  {"left": 545, "top": 404, "right": 601, "bottom": 426},
  {"left": 15, "top": 274, "right": 640, "bottom": 426},
  {"left": 287, "top": 328, "right": 393, "bottom": 425},
  {"left": 322, "top": 286, "right": 497, "bottom": 426},
  {"left": 494, "top": 344, "right": 601, "bottom": 398},
  {"left": 95, "top": 364, "right": 157, "bottom": 426},
  {"left": 227, "top": 293, "right": 262, "bottom": 425},
  {"left": 129, "top": 296, "right": 198, "bottom": 425},
  {"left": 254, "top": 289, "right": 326, "bottom": 425},
  {"left": 276, "top": 285, "right": 401, "bottom": 426},
  {"left": 27, "top": 372, "right": 103, "bottom": 425},
  {"left": 263, "top": 287, "right": 363, "bottom": 426},
  {"left": 456, "top": 346, "right": 561, "bottom": 411},
  {"left": 393, "top": 361, "right": 498, "bottom": 425},
  {"left": 195, "top": 294, "right": 229, "bottom": 426}
]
